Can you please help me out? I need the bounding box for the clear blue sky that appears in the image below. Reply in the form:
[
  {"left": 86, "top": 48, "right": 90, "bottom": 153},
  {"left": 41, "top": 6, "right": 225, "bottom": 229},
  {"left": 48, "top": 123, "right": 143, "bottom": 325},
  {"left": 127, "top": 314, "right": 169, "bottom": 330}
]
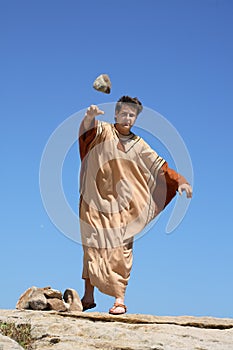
[{"left": 1, "top": 0, "right": 233, "bottom": 318}]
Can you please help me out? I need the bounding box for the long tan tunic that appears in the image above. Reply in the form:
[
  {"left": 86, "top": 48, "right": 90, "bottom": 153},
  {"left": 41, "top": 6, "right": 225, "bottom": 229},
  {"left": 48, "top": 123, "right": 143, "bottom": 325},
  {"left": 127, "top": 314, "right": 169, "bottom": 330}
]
[{"left": 79, "top": 120, "right": 187, "bottom": 298}]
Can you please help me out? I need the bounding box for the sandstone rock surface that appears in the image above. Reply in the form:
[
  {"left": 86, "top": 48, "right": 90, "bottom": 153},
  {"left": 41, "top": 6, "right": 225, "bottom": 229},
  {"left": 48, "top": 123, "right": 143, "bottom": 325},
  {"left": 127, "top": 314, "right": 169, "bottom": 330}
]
[{"left": 0, "top": 309, "right": 233, "bottom": 350}]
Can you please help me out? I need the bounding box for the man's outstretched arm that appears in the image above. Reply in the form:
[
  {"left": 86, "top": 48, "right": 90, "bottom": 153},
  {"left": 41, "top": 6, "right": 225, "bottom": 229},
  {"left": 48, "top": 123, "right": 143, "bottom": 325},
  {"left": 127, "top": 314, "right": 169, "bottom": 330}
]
[
  {"left": 83, "top": 104, "right": 104, "bottom": 130},
  {"left": 79, "top": 105, "right": 104, "bottom": 161}
]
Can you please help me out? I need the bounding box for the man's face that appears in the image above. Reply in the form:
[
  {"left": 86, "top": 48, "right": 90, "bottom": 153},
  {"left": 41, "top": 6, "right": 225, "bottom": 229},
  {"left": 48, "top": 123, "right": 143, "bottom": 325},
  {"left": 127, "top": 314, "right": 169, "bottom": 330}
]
[{"left": 115, "top": 104, "right": 138, "bottom": 135}]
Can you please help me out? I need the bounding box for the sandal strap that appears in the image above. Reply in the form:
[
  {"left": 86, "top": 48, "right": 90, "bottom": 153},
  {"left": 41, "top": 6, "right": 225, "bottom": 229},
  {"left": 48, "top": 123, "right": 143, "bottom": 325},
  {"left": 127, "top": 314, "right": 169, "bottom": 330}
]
[{"left": 113, "top": 303, "right": 127, "bottom": 311}]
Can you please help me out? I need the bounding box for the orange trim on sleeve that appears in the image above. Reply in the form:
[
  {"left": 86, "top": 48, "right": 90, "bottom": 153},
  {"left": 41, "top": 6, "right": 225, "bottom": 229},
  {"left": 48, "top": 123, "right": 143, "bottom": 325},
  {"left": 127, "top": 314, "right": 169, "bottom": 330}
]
[
  {"left": 153, "top": 162, "right": 188, "bottom": 212},
  {"left": 161, "top": 162, "right": 188, "bottom": 187}
]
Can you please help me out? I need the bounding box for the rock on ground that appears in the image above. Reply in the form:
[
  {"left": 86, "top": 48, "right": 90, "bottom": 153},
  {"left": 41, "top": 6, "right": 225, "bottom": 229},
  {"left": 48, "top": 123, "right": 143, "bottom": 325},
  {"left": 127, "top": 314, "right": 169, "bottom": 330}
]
[
  {"left": 15, "top": 286, "right": 79, "bottom": 312},
  {"left": 63, "top": 288, "right": 83, "bottom": 311},
  {"left": 0, "top": 309, "right": 233, "bottom": 350},
  {"left": 0, "top": 334, "right": 24, "bottom": 350}
]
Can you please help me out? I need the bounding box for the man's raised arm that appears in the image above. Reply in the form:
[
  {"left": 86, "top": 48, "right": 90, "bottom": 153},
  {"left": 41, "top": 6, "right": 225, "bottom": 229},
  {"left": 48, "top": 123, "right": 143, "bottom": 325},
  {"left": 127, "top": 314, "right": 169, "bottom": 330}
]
[
  {"left": 83, "top": 104, "right": 104, "bottom": 130},
  {"left": 79, "top": 105, "right": 105, "bottom": 161}
]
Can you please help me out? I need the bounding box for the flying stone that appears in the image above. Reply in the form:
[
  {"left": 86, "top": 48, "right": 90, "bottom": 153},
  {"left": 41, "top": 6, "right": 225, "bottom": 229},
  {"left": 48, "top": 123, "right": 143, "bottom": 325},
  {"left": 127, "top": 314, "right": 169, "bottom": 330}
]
[{"left": 93, "top": 74, "right": 111, "bottom": 94}]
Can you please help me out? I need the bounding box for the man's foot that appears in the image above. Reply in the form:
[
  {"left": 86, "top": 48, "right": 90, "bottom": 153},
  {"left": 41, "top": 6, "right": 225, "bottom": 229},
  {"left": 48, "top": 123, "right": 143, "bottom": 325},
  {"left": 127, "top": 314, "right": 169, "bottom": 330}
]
[
  {"left": 109, "top": 302, "right": 127, "bottom": 315},
  {"left": 81, "top": 298, "right": 96, "bottom": 312}
]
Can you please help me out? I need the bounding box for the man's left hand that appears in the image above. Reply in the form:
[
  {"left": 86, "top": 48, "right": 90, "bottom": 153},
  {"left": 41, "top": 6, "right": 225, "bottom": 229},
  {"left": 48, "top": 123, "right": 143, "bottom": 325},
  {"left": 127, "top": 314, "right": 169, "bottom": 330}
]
[{"left": 178, "top": 184, "right": 192, "bottom": 198}]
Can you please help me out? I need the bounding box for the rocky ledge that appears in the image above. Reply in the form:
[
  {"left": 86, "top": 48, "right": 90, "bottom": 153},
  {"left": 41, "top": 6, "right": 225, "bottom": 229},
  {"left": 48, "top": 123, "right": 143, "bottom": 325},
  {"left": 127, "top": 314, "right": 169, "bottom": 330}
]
[{"left": 0, "top": 309, "right": 232, "bottom": 350}]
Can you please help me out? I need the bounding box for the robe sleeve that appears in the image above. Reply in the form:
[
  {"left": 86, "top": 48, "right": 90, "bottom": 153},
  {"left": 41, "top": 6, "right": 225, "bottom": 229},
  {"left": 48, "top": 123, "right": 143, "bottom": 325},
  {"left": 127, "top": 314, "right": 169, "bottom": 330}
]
[
  {"left": 153, "top": 161, "right": 189, "bottom": 212},
  {"left": 78, "top": 119, "right": 98, "bottom": 161}
]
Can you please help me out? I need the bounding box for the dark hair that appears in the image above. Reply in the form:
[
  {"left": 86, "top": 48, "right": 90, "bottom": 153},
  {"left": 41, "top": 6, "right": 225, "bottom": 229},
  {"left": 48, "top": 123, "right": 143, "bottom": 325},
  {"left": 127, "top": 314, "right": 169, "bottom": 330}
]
[{"left": 115, "top": 96, "right": 143, "bottom": 116}]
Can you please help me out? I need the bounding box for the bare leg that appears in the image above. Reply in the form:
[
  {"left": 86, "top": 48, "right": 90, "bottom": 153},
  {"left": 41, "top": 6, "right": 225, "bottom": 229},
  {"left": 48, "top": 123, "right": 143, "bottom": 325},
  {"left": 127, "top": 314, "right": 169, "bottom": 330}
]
[
  {"left": 81, "top": 278, "right": 96, "bottom": 311},
  {"left": 81, "top": 278, "right": 95, "bottom": 304}
]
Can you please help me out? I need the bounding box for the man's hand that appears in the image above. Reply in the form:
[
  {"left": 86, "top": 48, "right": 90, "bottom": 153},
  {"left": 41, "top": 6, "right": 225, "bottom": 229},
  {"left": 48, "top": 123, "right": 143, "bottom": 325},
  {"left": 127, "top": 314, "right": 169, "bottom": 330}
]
[
  {"left": 83, "top": 105, "right": 104, "bottom": 129},
  {"left": 178, "top": 183, "right": 192, "bottom": 198}
]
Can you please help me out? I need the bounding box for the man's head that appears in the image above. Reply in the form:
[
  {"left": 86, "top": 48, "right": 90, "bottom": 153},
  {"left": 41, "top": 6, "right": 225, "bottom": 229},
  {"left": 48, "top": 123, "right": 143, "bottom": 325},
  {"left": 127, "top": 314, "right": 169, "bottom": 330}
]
[
  {"left": 115, "top": 96, "right": 143, "bottom": 135},
  {"left": 115, "top": 96, "right": 143, "bottom": 116}
]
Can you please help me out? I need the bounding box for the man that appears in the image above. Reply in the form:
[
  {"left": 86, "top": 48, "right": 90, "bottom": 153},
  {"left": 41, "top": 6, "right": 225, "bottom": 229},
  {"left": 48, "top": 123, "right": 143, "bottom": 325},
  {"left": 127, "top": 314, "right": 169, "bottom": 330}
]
[{"left": 79, "top": 96, "right": 192, "bottom": 315}]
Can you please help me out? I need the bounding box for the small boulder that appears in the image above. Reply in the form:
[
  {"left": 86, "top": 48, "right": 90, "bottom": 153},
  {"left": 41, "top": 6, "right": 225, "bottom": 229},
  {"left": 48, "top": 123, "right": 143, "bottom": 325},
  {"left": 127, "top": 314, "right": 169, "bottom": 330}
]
[
  {"left": 16, "top": 287, "right": 49, "bottom": 310},
  {"left": 47, "top": 298, "right": 68, "bottom": 312},
  {"left": 43, "top": 288, "right": 63, "bottom": 300},
  {"left": 16, "top": 286, "right": 37, "bottom": 310},
  {"left": 63, "top": 288, "right": 83, "bottom": 312},
  {"left": 28, "top": 290, "right": 48, "bottom": 310}
]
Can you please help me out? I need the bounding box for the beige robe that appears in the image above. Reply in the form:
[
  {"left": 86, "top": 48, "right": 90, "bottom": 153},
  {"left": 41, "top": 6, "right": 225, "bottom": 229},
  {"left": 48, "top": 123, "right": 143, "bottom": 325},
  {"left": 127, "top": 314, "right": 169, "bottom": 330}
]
[{"left": 79, "top": 120, "right": 187, "bottom": 298}]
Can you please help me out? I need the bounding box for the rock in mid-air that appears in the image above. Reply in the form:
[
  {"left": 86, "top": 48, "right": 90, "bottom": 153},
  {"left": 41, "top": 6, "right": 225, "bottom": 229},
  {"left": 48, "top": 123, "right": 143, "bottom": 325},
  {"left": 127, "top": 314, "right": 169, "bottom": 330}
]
[{"left": 93, "top": 74, "right": 111, "bottom": 94}]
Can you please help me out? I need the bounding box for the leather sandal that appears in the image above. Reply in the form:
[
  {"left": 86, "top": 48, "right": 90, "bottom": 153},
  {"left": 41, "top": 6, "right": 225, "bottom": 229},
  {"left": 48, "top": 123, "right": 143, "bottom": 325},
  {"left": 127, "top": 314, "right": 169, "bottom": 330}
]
[{"left": 109, "top": 302, "right": 127, "bottom": 315}]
